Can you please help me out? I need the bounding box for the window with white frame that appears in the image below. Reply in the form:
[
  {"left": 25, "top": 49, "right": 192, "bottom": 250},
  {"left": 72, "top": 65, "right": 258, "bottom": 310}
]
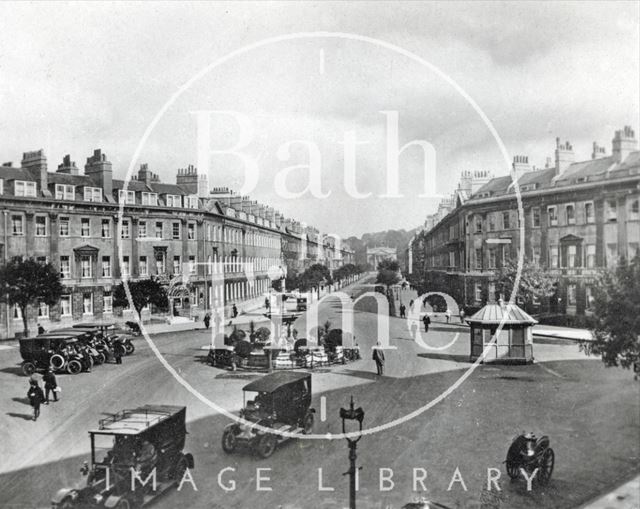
[
  {"left": 102, "top": 256, "right": 111, "bottom": 277},
  {"left": 474, "top": 283, "right": 483, "bottom": 302},
  {"left": 606, "top": 199, "right": 617, "bottom": 222},
  {"left": 488, "top": 249, "right": 496, "bottom": 269},
  {"left": 103, "top": 292, "right": 113, "bottom": 313},
  {"left": 81, "top": 255, "right": 92, "bottom": 278},
  {"left": 502, "top": 211, "right": 510, "bottom": 230},
  {"left": 60, "top": 256, "right": 71, "bottom": 278},
  {"left": 118, "top": 190, "right": 135, "bottom": 204},
  {"left": 531, "top": 207, "right": 540, "bottom": 228},
  {"left": 81, "top": 218, "right": 90, "bottom": 237},
  {"left": 567, "top": 245, "right": 577, "bottom": 268},
  {"left": 101, "top": 219, "right": 110, "bottom": 238},
  {"left": 548, "top": 206, "right": 558, "bottom": 226},
  {"left": 189, "top": 255, "right": 196, "bottom": 274},
  {"left": 172, "top": 222, "right": 180, "bottom": 239},
  {"left": 585, "top": 202, "right": 595, "bottom": 224},
  {"left": 567, "top": 284, "right": 577, "bottom": 306},
  {"left": 549, "top": 245, "right": 559, "bottom": 268},
  {"left": 565, "top": 204, "right": 575, "bottom": 225},
  {"left": 155, "top": 253, "right": 166, "bottom": 275},
  {"left": 586, "top": 286, "right": 595, "bottom": 310},
  {"left": 83, "top": 292, "right": 93, "bottom": 315},
  {"left": 139, "top": 256, "right": 148, "bottom": 276},
  {"left": 166, "top": 194, "right": 181, "bottom": 207},
  {"left": 173, "top": 255, "right": 181, "bottom": 274},
  {"left": 59, "top": 217, "right": 70, "bottom": 236},
  {"left": 38, "top": 301, "right": 49, "bottom": 318},
  {"left": 55, "top": 184, "right": 75, "bottom": 200},
  {"left": 15, "top": 180, "right": 36, "bottom": 197},
  {"left": 138, "top": 221, "right": 147, "bottom": 238},
  {"left": 60, "top": 296, "right": 71, "bottom": 316},
  {"left": 141, "top": 192, "right": 158, "bottom": 206},
  {"left": 586, "top": 244, "right": 596, "bottom": 268},
  {"left": 121, "top": 220, "right": 130, "bottom": 238},
  {"left": 187, "top": 222, "right": 195, "bottom": 240},
  {"left": 35, "top": 216, "right": 47, "bottom": 236},
  {"left": 155, "top": 222, "right": 163, "bottom": 239},
  {"left": 122, "top": 256, "right": 130, "bottom": 277},
  {"left": 186, "top": 195, "right": 198, "bottom": 209},
  {"left": 11, "top": 215, "right": 23, "bottom": 235},
  {"left": 84, "top": 186, "right": 102, "bottom": 202},
  {"left": 629, "top": 198, "right": 639, "bottom": 221}
]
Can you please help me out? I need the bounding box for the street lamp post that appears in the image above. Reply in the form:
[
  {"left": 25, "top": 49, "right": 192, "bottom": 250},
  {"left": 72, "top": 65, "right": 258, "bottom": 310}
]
[{"left": 340, "top": 396, "right": 364, "bottom": 509}]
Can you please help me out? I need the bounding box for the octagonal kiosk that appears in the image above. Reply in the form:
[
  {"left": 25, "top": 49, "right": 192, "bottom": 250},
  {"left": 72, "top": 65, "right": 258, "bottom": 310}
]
[{"left": 467, "top": 301, "right": 537, "bottom": 364}]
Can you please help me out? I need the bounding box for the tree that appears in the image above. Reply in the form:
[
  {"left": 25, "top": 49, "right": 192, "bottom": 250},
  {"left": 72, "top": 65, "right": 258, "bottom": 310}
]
[
  {"left": 376, "top": 258, "right": 400, "bottom": 288},
  {"left": 298, "top": 263, "right": 332, "bottom": 292},
  {"left": 0, "top": 256, "right": 63, "bottom": 337},
  {"left": 113, "top": 278, "right": 168, "bottom": 319},
  {"left": 581, "top": 254, "right": 640, "bottom": 372},
  {"left": 497, "top": 259, "right": 556, "bottom": 310}
]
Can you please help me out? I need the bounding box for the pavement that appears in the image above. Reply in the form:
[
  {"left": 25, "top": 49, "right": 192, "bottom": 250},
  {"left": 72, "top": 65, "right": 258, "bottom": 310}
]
[{"left": 580, "top": 475, "right": 640, "bottom": 509}]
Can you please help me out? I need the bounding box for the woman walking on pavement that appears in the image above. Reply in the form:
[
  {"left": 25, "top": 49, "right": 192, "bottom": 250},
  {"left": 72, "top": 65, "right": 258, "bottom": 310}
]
[{"left": 27, "top": 380, "right": 45, "bottom": 421}]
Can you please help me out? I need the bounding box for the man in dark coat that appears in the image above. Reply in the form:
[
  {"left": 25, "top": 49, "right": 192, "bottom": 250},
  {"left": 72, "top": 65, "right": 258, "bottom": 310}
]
[
  {"left": 27, "top": 380, "right": 45, "bottom": 421},
  {"left": 232, "top": 304, "right": 238, "bottom": 318},
  {"left": 372, "top": 341, "right": 385, "bottom": 376},
  {"left": 423, "top": 314, "right": 431, "bottom": 332},
  {"left": 203, "top": 313, "right": 211, "bottom": 330},
  {"left": 43, "top": 369, "right": 58, "bottom": 403},
  {"left": 114, "top": 343, "right": 124, "bottom": 365}
]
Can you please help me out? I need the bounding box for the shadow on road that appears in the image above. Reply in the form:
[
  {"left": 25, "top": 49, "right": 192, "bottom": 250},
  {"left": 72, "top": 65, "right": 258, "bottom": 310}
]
[
  {"left": 417, "top": 352, "right": 470, "bottom": 363},
  {"left": 11, "top": 397, "right": 30, "bottom": 406},
  {"left": 6, "top": 412, "right": 33, "bottom": 421},
  {"left": 0, "top": 366, "right": 25, "bottom": 377}
]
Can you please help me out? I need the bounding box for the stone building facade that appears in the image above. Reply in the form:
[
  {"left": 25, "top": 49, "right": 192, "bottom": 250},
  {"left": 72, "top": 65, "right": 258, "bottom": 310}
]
[
  {"left": 409, "top": 126, "right": 640, "bottom": 318},
  {"left": 0, "top": 149, "right": 353, "bottom": 339}
]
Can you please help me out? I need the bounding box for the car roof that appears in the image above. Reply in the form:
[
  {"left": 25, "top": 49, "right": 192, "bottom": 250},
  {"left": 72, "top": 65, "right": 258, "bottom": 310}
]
[
  {"left": 72, "top": 322, "right": 116, "bottom": 328},
  {"left": 243, "top": 371, "right": 311, "bottom": 393},
  {"left": 90, "top": 405, "right": 186, "bottom": 435}
]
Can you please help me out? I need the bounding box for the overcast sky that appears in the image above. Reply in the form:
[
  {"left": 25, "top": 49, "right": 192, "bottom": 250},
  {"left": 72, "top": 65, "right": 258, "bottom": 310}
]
[{"left": 1, "top": 1, "right": 638, "bottom": 237}]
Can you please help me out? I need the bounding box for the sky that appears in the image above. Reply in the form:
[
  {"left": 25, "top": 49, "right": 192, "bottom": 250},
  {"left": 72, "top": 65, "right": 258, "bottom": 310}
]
[{"left": 0, "top": 1, "right": 638, "bottom": 237}]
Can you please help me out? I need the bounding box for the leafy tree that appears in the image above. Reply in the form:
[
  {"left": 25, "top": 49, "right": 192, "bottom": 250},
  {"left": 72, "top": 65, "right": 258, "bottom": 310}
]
[
  {"left": 376, "top": 258, "right": 400, "bottom": 288},
  {"left": 113, "top": 278, "right": 168, "bottom": 319},
  {"left": 497, "top": 259, "right": 556, "bottom": 310},
  {"left": 581, "top": 254, "right": 640, "bottom": 372},
  {"left": 0, "top": 256, "right": 63, "bottom": 337},
  {"left": 298, "top": 263, "right": 332, "bottom": 292}
]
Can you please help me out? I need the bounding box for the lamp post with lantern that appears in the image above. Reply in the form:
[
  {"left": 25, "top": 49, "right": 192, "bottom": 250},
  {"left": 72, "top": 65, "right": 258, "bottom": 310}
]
[{"left": 340, "top": 396, "right": 364, "bottom": 509}]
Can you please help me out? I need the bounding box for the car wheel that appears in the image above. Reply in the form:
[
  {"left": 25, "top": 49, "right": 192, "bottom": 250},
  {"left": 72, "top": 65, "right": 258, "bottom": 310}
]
[
  {"left": 21, "top": 362, "right": 36, "bottom": 376},
  {"left": 303, "top": 411, "right": 314, "bottom": 434},
  {"left": 256, "top": 433, "right": 277, "bottom": 459},
  {"left": 96, "top": 352, "right": 106, "bottom": 365},
  {"left": 115, "top": 498, "right": 131, "bottom": 509},
  {"left": 125, "top": 342, "right": 135, "bottom": 355},
  {"left": 66, "top": 359, "right": 82, "bottom": 375},
  {"left": 50, "top": 354, "right": 66, "bottom": 371},
  {"left": 221, "top": 428, "right": 238, "bottom": 453}
]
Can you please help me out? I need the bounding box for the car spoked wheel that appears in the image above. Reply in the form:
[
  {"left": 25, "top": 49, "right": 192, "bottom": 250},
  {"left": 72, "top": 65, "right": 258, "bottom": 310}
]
[
  {"left": 66, "top": 359, "right": 82, "bottom": 375},
  {"left": 537, "top": 448, "right": 555, "bottom": 485},
  {"left": 125, "top": 341, "right": 135, "bottom": 355},
  {"left": 256, "top": 433, "right": 277, "bottom": 459},
  {"left": 50, "top": 354, "right": 66, "bottom": 371},
  {"left": 303, "top": 411, "right": 314, "bottom": 434},
  {"left": 21, "top": 362, "right": 36, "bottom": 376},
  {"left": 222, "top": 428, "right": 238, "bottom": 453}
]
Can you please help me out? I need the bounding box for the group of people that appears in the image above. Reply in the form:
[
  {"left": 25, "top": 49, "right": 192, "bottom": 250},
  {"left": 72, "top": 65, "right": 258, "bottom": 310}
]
[{"left": 27, "top": 368, "right": 59, "bottom": 421}]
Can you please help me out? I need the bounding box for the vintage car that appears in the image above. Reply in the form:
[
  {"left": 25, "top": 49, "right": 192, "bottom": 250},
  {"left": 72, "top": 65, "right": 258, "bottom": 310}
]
[
  {"left": 505, "top": 432, "right": 555, "bottom": 485},
  {"left": 221, "top": 371, "right": 315, "bottom": 458},
  {"left": 41, "top": 328, "right": 107, "bottom": 366},
  {"left": 52, "top": 405, "right": 194, "bottom": 509},
  {"left": 20, "top": 333, "right": 91, "bottom": 375},
  {"left": 72, "top": 323, "right": 135, "bottom": 355}
]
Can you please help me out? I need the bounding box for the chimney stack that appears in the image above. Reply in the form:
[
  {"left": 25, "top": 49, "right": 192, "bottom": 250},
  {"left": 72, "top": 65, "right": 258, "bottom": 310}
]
[
  {"left": 554, "top": 138, "right": 574, "bottom": 176},
  {"left": 21, "top": 149, "right": 48, "bottom": 194},
  {"left": 611, "top": 126, "right": 637, "bottom": 163},
  {"left": 591, "top": 142, "right": 606, "bottom": 160},
  {"left": 57, "top": 155, "right": 79, "bottom": 175},
  {"left": 85, "top": 149, "right": 113, "bottom": 196},
  {"left": 511, "top": 155, "right": 532, "bottom": 181}
]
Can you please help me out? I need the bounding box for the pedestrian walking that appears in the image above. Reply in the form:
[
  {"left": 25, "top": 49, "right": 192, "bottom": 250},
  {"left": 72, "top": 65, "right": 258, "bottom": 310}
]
[
  {"left": 37, "top": 323, "right": 45, "bottom": 335},
  {"left": 445, "top": 308, "right": 451, "bottom": 323},
  {"left": 372, "top": 341, "right": 385, "bottom": 376},
  {"left": 422, "top": 314, "right": 431, "bottom": 332},
  {"left": 232, "top": 304, "right": 238, "bottom": 318},
  {"left": 409, "top": 299, "right": 414, "bottom": 309},
  {"left": 265, "top": 297, "right": 270, "bottom": 311},
  {"left": 114, "top": 344, "right": 123, "bottom": 365},
  {"left": 459, "top": 308, "right": 466, "bottom": 324},
  {"left": 43, "top": 368, "right": 58, "bottom": 404},
  {"left": 27, "top": 380, "right": 45, "bottom": 421},
  {"left": 203, "top": 313, "right": 211, "bottom": 330},
  {"left": 399, "top": 303, "right": 406, "bottom": 318}
]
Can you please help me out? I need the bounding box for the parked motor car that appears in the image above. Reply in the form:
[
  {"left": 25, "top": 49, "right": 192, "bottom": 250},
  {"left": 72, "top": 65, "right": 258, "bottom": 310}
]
[
  {"left": 20, "top": 333, "right": 88, "bottom": 375},
  {"left": 51, "top": 405, "right": 194, "bottom": 508},
  {"left": 221, "top": 371, "right": 315, "bottom": 458},
  {"left": 72, "top": 323, "right": 135, "bottom": 355}
]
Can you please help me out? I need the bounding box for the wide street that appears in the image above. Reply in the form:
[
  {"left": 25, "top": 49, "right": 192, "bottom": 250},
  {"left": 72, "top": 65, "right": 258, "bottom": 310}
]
[{"left": 0, "top": 279, "right": 638, "bottom": 509}]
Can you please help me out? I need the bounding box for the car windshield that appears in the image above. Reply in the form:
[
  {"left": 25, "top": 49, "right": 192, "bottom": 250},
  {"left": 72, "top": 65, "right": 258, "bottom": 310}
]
[{"left": 244, "top": 391, "right": 273, "bottom": 413}]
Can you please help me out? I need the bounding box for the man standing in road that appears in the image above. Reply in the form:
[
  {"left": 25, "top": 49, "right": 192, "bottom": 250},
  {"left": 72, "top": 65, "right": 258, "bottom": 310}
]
[
  {"left": 372, "top": 341, "right": 385, "bottom": 376},
  {"left": 43, "top": 369, "right": 58, "bottom": 404},
  {"left": 114, "top": 344, "right": 123, "bottom": 365},
  {"left": 445, "top": 308, "right": 451, "bottom": 323},
  {"left": 423, "top": 314, "right": 431, "bottom": 332},
  {"left": 399, "top": 303, "right": 406, "bottom": 318},
  {"left": 204, "top": 313, "right": 211, "bottom": 330}
]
